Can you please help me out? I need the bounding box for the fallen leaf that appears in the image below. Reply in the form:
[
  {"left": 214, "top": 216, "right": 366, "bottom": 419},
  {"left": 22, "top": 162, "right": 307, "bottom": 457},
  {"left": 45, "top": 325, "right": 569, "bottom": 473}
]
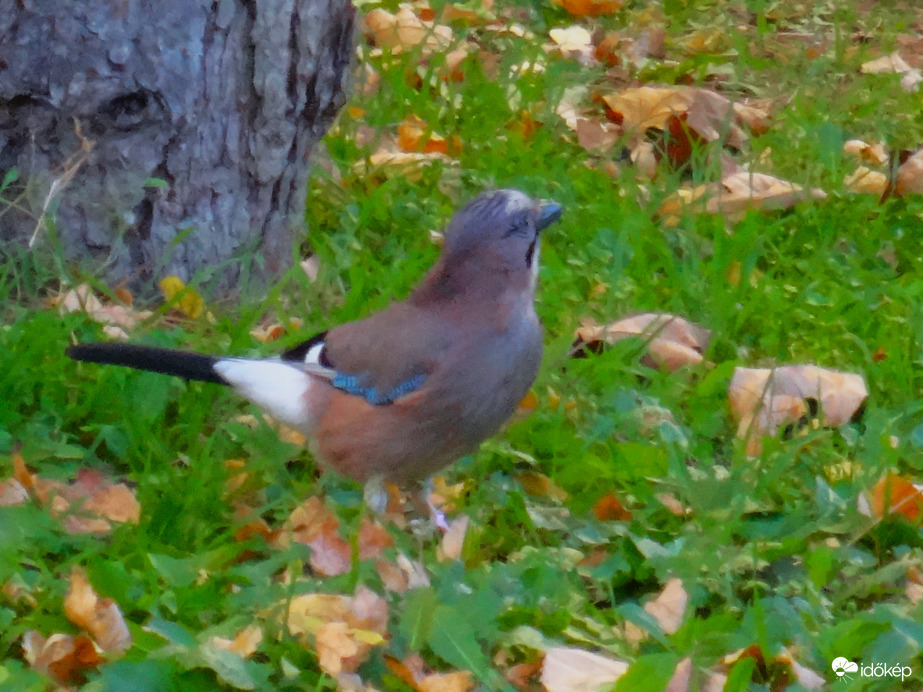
[
  {"left": 729, "top": 365, "right": 868, "bottom": 455},
  {"left": 552, "top": 0, "right": 622, "bottom": 17},
  {"left": 274, "top": 497, "right": 391, "bottom": 575},
  {"left": 385, "top": 654, "right": 475, "bottom": 692},
  {"left": 656, "top": 492, "right": 688, "bottom": 517},
  {"left": 541, "top": 646, "right": 629, "bottom": 692},
  {"left": 869, "top": 473, "right": 923, "bottom": 522},
  {"left": 210, "top": 625, "right": 263, "bottom": 658},
  {"left": 10, "top": 456, "right": 140, "bottom": 534},
  {"left": 364, "top": 7, "right": 452, "bottom": 55},
  {"left": 601, "top": 86, "right": 755, "bottom": 152},
  {"left": 844, "top": 166, "right": 889, "bottom": 196},
  {"left": 437, "top": 515, "right": 469, "bottom": 562},
  {"left": 55, "top": 284, "right": 153, "bottom": 339},
  {"left": 397, "top": 115, "right": 461, "bottom": 156},
  {"left": 894, "top": 148, "right": 923, "bottom": 196},
  {"left": 22, "top": 631, "right": 102, "bottom": 684},
  {"left": 283, "top": 587, "right": 388, "bottom": 676},
  {"left": 775, "top": 647, "right": 825, "bottom": 690},
  {"left": 843, "top": 139, "right": 888, "bottom": 165},
  {"left": 516, "top": 471, "right": 570, "bottom": 502},
  {"left": 660, "top": 170, "right": 827, "bottom": 224},
  {"left": 643, "top": 577, "right": 687, "bottom": 634},
  {"left": 574, "top": 313, "right": 711, "bottom": 371},
  {"left": 0, "top": 477, "right": 28, "bottom": 506},
  {"left": 376, "top": 553, "right": 431, "bottom": 593},
  {"left": 576, "top": 118, "right": 621, "bottom": 154},
  {"left": 593, "top": 494, "right": 632, "bottom": 521},
  {"left": 549, "top": 25, "right": 596, "bottom": 65},
  {"left": 666, "top": 657, "right": 693, "bottom": 692},
  {"left": 861, "top": 52, "right": 922, "bottom": 91},
  {"left": 64, "top": 568, "right": 132, "bottom": 654},
  {"left": 158, "top": 275, "right": 205, "bottom": 319}
]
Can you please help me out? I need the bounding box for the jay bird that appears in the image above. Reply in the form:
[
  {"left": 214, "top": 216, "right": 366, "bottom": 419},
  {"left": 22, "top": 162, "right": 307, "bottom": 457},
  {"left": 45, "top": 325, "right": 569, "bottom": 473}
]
[{"left": 67, "top": 189, "right": 562, "bottom": 488}]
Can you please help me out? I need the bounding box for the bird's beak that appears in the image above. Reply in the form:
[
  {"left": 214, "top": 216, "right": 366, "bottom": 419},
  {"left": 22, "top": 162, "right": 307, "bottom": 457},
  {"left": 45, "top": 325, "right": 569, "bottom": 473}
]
[{"left": 536, "top": 201, "right": 563, "bottom": 231}]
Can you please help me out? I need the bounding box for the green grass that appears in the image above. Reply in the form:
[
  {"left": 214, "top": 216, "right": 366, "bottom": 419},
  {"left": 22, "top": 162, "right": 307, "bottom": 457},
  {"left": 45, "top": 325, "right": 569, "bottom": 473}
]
[{"left": 2, "top": 0, "right": 923, "bottom": 689}]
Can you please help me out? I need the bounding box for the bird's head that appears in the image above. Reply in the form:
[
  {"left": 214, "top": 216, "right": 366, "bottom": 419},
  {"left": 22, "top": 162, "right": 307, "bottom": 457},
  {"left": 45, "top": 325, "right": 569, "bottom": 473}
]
[{"left": 441, "top": 189, "right": 563, "bottom": 278}]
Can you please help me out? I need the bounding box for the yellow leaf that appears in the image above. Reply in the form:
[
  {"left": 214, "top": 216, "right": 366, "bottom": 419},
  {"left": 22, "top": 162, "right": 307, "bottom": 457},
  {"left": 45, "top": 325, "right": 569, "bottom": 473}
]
[{"left": 158, "top": 275, "right": 205, "bottom": 319}]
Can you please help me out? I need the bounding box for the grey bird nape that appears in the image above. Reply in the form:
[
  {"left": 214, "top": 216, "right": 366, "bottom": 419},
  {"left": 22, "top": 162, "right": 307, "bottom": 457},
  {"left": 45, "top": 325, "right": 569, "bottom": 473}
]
[{"left": 66, "top": 343, "right": 227, "bottom": 384}]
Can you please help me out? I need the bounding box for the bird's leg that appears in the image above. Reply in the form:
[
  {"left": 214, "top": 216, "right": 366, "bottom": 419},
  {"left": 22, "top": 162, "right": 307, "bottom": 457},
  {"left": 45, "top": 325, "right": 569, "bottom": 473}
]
[
  {"left": 414, "top": 478, "right": 450, "bottom": 533},
  {"left": 362, "top": 474, "right": 390, "bottom": 516}
]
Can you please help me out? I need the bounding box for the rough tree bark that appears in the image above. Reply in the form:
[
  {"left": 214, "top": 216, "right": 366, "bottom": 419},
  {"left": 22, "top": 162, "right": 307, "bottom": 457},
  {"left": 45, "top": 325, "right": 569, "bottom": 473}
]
[{"left": 0, "top": 0, "right": 354, "bottom": 294}]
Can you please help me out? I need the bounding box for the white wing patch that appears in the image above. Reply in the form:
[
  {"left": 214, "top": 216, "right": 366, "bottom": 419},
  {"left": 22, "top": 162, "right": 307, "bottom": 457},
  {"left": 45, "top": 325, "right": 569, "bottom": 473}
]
[{"left": 213, "top": 359, "right": 315, "bottom": 430}]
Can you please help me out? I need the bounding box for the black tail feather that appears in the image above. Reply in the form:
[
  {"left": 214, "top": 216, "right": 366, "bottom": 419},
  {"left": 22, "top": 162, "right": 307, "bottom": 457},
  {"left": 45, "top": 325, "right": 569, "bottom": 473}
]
[{"left": 66, "top": 343, "right": 228, "bottom": 385}]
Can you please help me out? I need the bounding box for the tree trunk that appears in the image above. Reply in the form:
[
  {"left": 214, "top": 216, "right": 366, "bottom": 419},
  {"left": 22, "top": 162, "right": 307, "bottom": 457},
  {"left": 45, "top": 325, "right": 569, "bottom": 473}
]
[{"left": 0, "top": 0, "right": 354, "bottom": 294}]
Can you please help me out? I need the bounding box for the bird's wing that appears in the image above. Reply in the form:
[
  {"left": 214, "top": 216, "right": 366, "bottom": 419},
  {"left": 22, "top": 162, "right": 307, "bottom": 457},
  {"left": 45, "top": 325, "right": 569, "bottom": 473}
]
[{"left": 281, "top": 302, "right": 451, "bottom": 405}]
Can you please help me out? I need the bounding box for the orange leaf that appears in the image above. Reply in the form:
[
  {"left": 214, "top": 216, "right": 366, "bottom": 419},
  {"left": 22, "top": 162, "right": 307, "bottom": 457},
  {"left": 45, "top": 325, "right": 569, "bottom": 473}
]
[
  {"left": 553, "top": 0, "right": 622, "bottom": 17},
  {"left": 593, "top": 494, "right": 632, "bottom": 521},
  {"left": 870, "top": 474, "right": 923, "bottom": 522}
]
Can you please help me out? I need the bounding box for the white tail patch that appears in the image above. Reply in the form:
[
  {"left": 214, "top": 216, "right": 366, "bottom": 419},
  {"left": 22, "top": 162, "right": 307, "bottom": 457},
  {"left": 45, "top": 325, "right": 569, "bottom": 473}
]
[{"left": 213, "top": 358, "right": 313, "bottom": 430}]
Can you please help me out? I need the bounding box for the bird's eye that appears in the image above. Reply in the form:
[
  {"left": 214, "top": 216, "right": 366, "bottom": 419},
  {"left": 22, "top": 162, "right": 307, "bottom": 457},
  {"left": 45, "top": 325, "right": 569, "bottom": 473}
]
[{"left": 503, "top": 212, "right": 532, "bottom": 238}]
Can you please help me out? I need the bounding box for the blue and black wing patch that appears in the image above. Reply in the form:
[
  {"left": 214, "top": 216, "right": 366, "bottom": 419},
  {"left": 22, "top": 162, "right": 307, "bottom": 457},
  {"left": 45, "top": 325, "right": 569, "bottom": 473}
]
[{"left": 281, "top": 331, "right": 426, "bottom": 405}]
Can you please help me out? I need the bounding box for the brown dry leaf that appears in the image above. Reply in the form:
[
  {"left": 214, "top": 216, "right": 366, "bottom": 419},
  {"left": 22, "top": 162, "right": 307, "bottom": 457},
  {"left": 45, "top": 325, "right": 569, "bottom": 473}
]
[
  {"left": 397, "top": 115, "right": 461, "bottom": 156},
  {"left": 64, "top": 568, "right": 131, "bottom": 654},
  {"left": 71, "top": 469, "right": 141, "bottom": 524},
  {"left": 541, "top": 646, "right": 629, "bottom": 692},
  {"left": 55, "top": 284, "right": 153, "bottom": 340},
  {"left": 556, "top": 85, "right": 589, "bottom": 132},
  {"left": 894, "top": 148, "right": 923, "bottom": 196},
  {"left": 549, "top": 25, "right": 597, "bottom": 65},
  {"left": 274, "top": 497, "right": 391, "bottom": 575},
  {"left": 907, "top": 567, "right": 923, "bottom": 605},
  {"left": 666, "top": 657, "right": 693, "bottom": 692},
  {"left": 355, "top": 147, "right": 454, "bottom": 182},
  {"left": 516, "top": 471, "right": 570, "bottom": 502},
  {"left": 601, "top": 86, "right": 755, "bottom": 152},
  {"left": 437, "top": 515, "right": 469, "bottom": 562},
  {"left": 276, "top": 496, "right": 350, "bottom": 575},
  {"left": 729, "top": 365, "right": 868, "bottom": 455},
  {"left": 576, "top": 118, "right": 621, "bottom": 154},
  {"left": 844, "top": 166, "right": 889, "bottom": 196},
  {"left": 418, "top": 670, "right": 475, "bottom": 692},
  {"left": 376, "top": 552, "right": 431, "bottom": 593},
  {"left": 656, "top": 492, "right": 688, "bottom": 517},
  {"left": 439, "top": 0, "right": 494, "bottom": 24},
  {"left": 660, "top": 171, "right": 827, "bottom": 225},
  {"left": 210, "top": 624, "right": 263, "bottom": 658},
  {"left": 12, "top": 456, "right": 140, "bottom": 534},
  {"left": 593, "top": 494, "right": 632, "bottom": 521},
  {"left": 22, "top": 631, "right": 102, "bottom": 684},
  {"left": 643, "top": 577, "right": 687, "bottom": 635},
  {"left": 860, "top": 52, "right": 922, "bottom": 91},
  {"left": 553, "top": 0, "right": 623, "bottom": 17},
  {"left": 0, "top": 477, "right": 28, "bottom": 506},
  {"left": 284, "top": 587, "right": 388, "bottom": 677},
  {"left": 364, "top": 6, "right": 453, "bottom": 55},
  {"left": 574, "top": 313, "right": 711, "bottom": 371},
  {"left": 843, "top": 139, "right": 888, "bottom": 165},
  {"left": 869, "top": 473, "right": 923, "bottom": 522},
  {"left": 385, "top": 654, "right": 475, "bottom": 692},
  {"left": 775, "top": 647, "right": 825, "bottom": 690},
  {"left": 249, "top": 323, "right": 286, "bottom": 344}
]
